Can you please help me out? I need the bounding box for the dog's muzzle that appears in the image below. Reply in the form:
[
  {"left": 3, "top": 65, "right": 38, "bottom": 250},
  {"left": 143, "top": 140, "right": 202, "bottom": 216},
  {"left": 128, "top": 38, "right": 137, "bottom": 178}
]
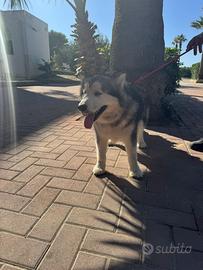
[
  {"left": 81, "top": 105, "right": 107, "bottom": 129},
  {"left": 78, "top": 104, "right": 88, "bottom": 113}
]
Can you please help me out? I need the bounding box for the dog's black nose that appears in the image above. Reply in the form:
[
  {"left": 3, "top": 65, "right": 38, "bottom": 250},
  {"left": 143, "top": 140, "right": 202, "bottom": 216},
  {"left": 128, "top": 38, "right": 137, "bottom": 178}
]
[{"left": 78, "top": 104, "right": 87, "bottom": 112}]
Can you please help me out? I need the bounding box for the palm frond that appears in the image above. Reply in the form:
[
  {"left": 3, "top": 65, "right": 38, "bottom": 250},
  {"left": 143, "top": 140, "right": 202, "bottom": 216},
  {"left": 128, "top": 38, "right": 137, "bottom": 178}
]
[
  {"left": 191, "top": 16, "right": 203, "bottom": 29},
  {"left": 65, "top": 0, "right": 77, "bottom": 12},
  {"left": 66, "top": 0, "right": 106, "bottom": 77},
  {"left": 3, "top": 0, "right": 30, "bottom": 9}
]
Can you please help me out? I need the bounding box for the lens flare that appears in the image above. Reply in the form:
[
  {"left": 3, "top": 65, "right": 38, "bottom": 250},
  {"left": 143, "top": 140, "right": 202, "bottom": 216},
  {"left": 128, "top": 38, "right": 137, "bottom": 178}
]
[{"left": 0, "top": 13, "right": 16, "bottom": 149}]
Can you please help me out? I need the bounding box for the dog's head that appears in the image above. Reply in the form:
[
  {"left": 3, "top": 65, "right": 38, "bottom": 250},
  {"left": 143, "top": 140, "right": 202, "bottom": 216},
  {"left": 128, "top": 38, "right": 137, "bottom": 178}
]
[{"left": 78, "top": 74, "right": 127, "bottom": 129}]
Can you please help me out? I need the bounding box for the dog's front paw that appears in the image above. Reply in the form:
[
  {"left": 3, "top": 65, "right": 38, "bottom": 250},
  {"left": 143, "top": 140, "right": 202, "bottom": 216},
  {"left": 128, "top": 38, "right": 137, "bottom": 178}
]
[
  {"left": 129, "top": 168, "right": 143, "bottom": 179},
  {"left": 93, "top": 165, "right": 106, "bottom": 176}
]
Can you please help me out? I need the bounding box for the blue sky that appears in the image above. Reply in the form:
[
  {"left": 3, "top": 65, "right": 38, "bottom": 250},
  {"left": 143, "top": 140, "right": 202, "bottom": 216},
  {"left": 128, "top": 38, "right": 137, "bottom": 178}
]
[{"left": 1, "top": 0, "right": 203, "bottom": 66}]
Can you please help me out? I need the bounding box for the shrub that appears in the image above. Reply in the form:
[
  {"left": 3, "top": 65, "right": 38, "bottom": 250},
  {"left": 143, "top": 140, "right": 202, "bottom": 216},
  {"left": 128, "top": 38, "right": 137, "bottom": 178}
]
[
  {"left": 164, "top": 47, "right": 180, "bottom": 95},
  {"left": 180, "top": 66, "right": 192, "bottom": 78},
  {"left": 191, "top": 63, "right": 200, "bottom": 80},
  {"left": 38, "top": 59, "right": 54, "bottom": 75}
]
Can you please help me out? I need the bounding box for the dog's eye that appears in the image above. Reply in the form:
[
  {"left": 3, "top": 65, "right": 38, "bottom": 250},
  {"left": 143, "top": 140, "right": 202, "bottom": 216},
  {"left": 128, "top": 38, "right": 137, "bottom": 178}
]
[{"left": 95, "top": 91, "right": 102, "bottom": 97}]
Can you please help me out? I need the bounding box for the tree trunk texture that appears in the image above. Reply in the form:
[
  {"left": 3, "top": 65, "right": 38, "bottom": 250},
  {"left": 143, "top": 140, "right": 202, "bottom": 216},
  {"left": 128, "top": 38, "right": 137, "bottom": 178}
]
[
  {"left": 197, "top": 53, "right": 203, "bottom": 82},
  {"left": 110, "top": 0, "right": 165, "bottom": 121}
]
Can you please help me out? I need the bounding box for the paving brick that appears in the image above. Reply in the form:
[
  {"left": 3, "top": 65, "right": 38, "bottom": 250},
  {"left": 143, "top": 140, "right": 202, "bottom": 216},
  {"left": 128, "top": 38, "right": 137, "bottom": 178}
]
[
  {"left": 0, "top": 161, "right": 16, "bottom": 169},
  {"left": 0, "top": 179, "right": 23, "bottom": 193},
  {"left": 144, "top": 221, "right": 174, "bottom": 269},
  {"left": 0, "top": 192, "right": 30, "bottom": 211},
  {"left": 65, "top": 156, "right": 86, "bottom": 170},
  {"left": 67, "top": 207, "right": 117, "bottom": 231},
  {"left": 23, "top": 187, "right": 60, "bottom": 216},
  {"left": 106, "top": 149, "right": 120, "bottom": 161},
  {"left": 38, "top": 224, "right": 86, "bottom": 270},
  {"left": 125, "top": 188, "right": 192, "bottom": 213},
  {"left": 77, "top": 151, "right": 96, "bottom": 158},
  {"left": 24, "top": 135, "right": 43, "bottom": 142},
  {"left": 176, "top": 251, "right": 203, "bottom": 270},
  {"left": 0, "top": 232, "right": 47, "bottom": 268},
  {"left": 99, "top": 184, "right": 123, "bottom": 215},
  {"left": 8, "top": 150, "right": 33, "bottom": 162},
  {"left": 72, "top": 164, "right": 93, "bottom": 181},
  {"left": 106, "top": 166, "right": 129, "bottom": 177},
  {"left": 84, "top": 175, "right": 107, "bottom": 195},
  {"left": 82, "top": 230, "right": 142, "bottom": 262},
  {"left": 193, "top": 194, "right": 203, "bottom": 232},
  {"left": 31, "top": 152, "right": 59, "bottom": 159},
  {"left": 0, "top": 153, "right": 12, "bottom": 161},
  {"left": 13, "top": 165, "right": 44, "bottom": 183},
  {"left": 85, "top": 138, "right": 95, "bottom": 147},
  {"left": 69, "top": 145, "right": 94, "bottom": 152},
  {"left": 115, "top": 155, "right": 129, "bottom": 169},
  {"left": 23, "top": 140, "right": 49, "bottom": 147},
  {"left": 0, "top": 169, "right": 19, "bottom": 180},
  {"left": 108, "top": 260, "right": 161, "bottom": 270},
  {"left": 53, "top": 130, "right": 70, "bottom": 136},
  {"left": 56, "top": 190, "right": 100, "bottom": 209},
  {"left": 27, "top": 146, "right": 52, "bottom": 153},
  {"left": 35, "top": 159, "right": 66, "bottom": 168},
  {"left": 145, "top": 206, "right": 196, "bottom": 229},
  {"left": 17, "top": 175, "right": 51, "bottom": 197},
  {"left": 11, "top": 157, "right": 38, "bottom": 171},
  {"left": 1, "top": 265, "right": 27, "bottom": 270},
  {"left": 46, "top": 139, "right": 64, "bottom": 148},
  {"left": 117, "top": 200, "right": 144, "bottom": 237},
  {"left": 6, "top": 145, "right": 28, "bottom": 155},
  {"left": 47, "top": 177, "right": 86, "bottom": 191},
  {"left": 63, "top": 140, "right": 86, "bottom": 145},
  {"left": 51, "top": 144, "right": 70, "bottom": 154},
  {"left": 0, "top": 209, "right": 37, "bottom": 235},
  {"left": 73, "top": 131, "right": 87, "bottom": 138},
  {"left": 29, "top": 204, "right": 71, "bottom": 241},
  {"left": 36, "top": 131, "right": 53, "bottom": 139},
  {"left": 57, "top": 149, "right": 78, "bottom": 161},
  {"left": 42, "top": 167, "right": 75, "bottom": 178},
  {"left": 85, "top": 157, "right": 115, "bottom": 167},
  {"left": 73, "top": 252, "right": 106, "bottom": 270},
  {"left": 65, "top": 128, "right": 80, "bottom": 136},
  {"left": 42, "top": 135, "right": 58, "bottom": 142},
  {"left": 173, "top": 227, "right": 203, "bottom": 252}
]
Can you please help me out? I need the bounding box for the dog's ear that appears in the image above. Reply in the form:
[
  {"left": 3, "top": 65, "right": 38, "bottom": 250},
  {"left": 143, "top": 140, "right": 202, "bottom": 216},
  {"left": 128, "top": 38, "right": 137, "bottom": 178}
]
[{"left": 114, "top": 73, "right": 127, "bottom": 90}]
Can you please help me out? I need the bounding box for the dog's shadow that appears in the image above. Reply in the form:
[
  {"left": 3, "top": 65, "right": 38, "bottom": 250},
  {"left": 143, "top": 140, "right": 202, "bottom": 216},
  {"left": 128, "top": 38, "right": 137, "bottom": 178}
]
[{"left": 108, "top": 132, "right": 203, "bottom": 198}]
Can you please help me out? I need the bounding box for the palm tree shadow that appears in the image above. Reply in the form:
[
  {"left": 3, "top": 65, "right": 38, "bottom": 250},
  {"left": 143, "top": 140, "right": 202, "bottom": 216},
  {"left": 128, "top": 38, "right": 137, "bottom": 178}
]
[{"left": 96, "top": 131, "right": 203, "bottom": 269}]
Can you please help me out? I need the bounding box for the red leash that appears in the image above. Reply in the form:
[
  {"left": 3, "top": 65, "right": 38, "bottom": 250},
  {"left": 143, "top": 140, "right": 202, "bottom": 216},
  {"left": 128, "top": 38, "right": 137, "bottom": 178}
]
[{"left": 133, "top": 50, "right": 189, "bottom": 85}]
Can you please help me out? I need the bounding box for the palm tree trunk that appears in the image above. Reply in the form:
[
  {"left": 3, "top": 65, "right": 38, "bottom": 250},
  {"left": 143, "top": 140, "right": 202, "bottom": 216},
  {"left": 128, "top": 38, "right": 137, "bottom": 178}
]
[
  {"left": 110, "top": 0, "right": 165, "bottom": 121},
  {"left": 111, "top": 0, "right": 164, "bottom": 78},
  {"left": 197, "top": 53, "right": 203, "bottom": 82}
]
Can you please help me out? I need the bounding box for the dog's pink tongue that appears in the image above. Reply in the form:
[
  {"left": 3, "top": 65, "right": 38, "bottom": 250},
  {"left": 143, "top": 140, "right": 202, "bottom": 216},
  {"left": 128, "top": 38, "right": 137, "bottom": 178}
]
[{"left": 84, "top": 114, "right": 94, "bottom": 129}]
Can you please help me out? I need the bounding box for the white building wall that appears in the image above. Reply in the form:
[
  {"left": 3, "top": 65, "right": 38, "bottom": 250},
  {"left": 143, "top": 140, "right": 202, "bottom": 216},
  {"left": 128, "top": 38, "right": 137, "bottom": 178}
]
[
  {"left": 1, "top": 11, "right": 26, "bottom": 78},
  {"left": 0, "top": 10, "right": 50, "bottom": 79}
]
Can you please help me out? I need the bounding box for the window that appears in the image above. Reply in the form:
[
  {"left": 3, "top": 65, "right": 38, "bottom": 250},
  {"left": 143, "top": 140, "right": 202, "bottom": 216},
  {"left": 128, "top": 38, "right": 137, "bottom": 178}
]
[{"left": 6, "top": 40, "right": 14, "bottom": 55}]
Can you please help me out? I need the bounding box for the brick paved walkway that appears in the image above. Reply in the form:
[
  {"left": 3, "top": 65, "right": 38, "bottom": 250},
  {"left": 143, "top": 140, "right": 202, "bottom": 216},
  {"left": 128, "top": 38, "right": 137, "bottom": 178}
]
[{"left": 0, "top": 81, "right": 203, "bottom": 270}]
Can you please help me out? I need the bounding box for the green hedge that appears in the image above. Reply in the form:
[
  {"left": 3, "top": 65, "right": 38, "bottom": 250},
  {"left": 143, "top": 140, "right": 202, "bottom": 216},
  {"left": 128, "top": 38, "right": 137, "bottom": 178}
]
[
  {"left": 180, "top": 66, "right": 192, "bottom": 78},
  {"left": 164, "top": 47, "right": 180, "bottom": 95},
  {"left": 191, "top": 63, "right": 200, "bottom": 80}
]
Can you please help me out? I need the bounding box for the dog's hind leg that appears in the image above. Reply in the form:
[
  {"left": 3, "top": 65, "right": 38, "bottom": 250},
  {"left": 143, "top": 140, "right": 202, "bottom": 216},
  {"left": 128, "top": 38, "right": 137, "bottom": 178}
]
[
  {"left": 125, "top": 134, "right": 143, "bottom": 179},
  {"left": 93, "top": 133, "right": 108, "bottom": 176},
  {"left": 137, "top": 120, "right": 147, "bottom": 149}
]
